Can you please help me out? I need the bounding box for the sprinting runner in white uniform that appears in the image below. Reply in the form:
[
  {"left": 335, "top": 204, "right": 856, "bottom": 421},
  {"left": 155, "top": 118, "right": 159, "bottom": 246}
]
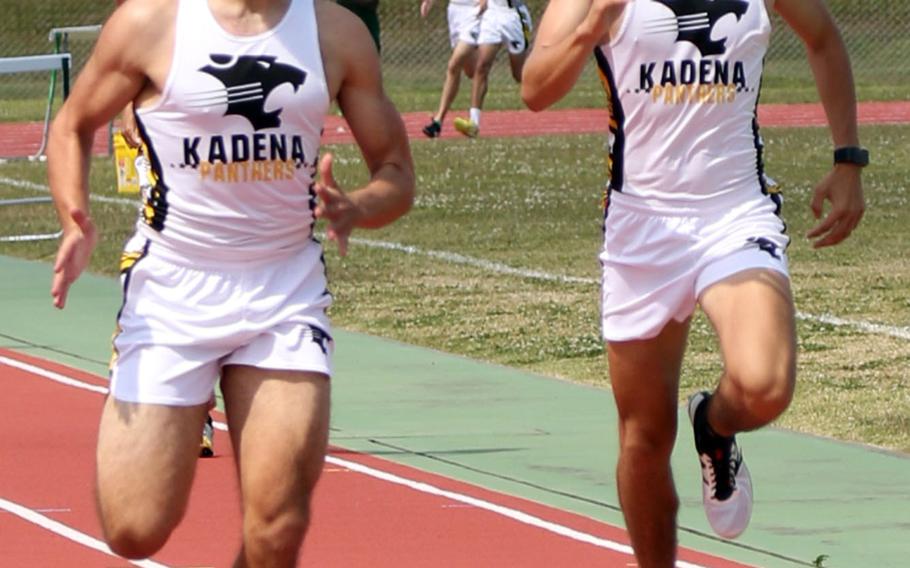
[
  {"left": 522, "top": 0, "right": 866, "bottom": 564},
  {"left": 420, "top": 0, "right": 487, "bottom": 137},
  {"left": 112, "top": 0, "right": 333, "bottom": 404},
  {"left": 595, "top": 0, "right": 787, "bottom": 341},
  {"left": 46, "top": 0, "right": 414, "bottom": 562}
]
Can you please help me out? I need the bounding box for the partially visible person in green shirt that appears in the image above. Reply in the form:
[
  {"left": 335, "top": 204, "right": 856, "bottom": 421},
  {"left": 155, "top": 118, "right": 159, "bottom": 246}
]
[{"left": 336, "top": 0, "right": 381, "bottom": 53}]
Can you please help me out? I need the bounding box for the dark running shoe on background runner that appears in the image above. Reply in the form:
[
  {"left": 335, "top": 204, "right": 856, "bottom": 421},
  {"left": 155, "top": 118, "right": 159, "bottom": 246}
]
[{"left": 422, "top": 119, "right": 441, "bottom": 138}]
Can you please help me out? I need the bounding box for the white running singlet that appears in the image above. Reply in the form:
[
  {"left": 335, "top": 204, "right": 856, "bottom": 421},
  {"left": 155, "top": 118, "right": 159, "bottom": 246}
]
[
  {"left": 596, "top": 0, "right": 772, "bottom": 207},
  {"left": 133, "top": 0, "right": 329, "bottom": 263},
  {"left": 109, "top": 0, "right": 335, "bottom": 404}
]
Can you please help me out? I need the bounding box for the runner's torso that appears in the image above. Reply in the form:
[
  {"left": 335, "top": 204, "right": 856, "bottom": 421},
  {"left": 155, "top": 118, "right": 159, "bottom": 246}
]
[
  {"left": 134, "top": 0, "right": 329, "bottom": 263},
  {"left": 597, "top": 0, "right": 772, "bottom": 207}
]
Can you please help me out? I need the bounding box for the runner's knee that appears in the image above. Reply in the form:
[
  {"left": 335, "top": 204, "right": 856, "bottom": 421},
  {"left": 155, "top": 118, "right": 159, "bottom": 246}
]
[
  {"left": 243, "top": 507, "right": 310, "bottom": 562},
  {"left": 743, "top": 378, "right": 794, "bottom": 424},
  {"left": 619, "top": 418, "right": 677, "bottom": 461},
  {"left": 102, "top": 514, "right": 180, "bottom": 559},
  {"left": 447, "top": 58, "right": 463, "bottom": 76},
  {"left": 476, "top": 56, "right": 495, "bottom": 77},
  {"left": 725, "top": 365, "right": 795, "bottom": 425},
  {"left": 448, "top": 50, "right": 472, "bottom": 76}
]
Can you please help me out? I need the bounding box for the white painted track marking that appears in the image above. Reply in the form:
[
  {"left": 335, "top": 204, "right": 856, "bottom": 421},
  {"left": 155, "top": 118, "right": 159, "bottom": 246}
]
[
  {"left": 2, "top": 174, "right": 907, "bottom": 342},
  {"left": 0, "top": 354, "right": 713, "bottom": 568},
  {"left": 0, "top": 497, "right": 169, "bottom": 568}
]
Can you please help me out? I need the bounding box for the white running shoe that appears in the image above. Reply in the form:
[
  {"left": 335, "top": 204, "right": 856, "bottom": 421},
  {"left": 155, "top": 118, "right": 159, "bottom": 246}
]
[{"left": 687, "top": 391, "right": 753, "bottom": 539}]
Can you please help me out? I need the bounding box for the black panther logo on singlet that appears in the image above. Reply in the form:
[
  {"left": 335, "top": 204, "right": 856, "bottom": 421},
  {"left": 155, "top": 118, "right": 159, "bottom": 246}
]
[
  {"left": 650, "top": 0, "right": 749, "bottom": 56},
  {"left": 177, "top": 55, "right": 311, "bottom": 182},
  {"left": 196, "top": 54, "right": 307, "bottom": 130}
]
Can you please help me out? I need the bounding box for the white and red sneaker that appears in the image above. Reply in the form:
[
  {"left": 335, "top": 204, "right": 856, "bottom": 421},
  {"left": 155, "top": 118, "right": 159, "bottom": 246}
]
[{"left": 688, "top": 391, "right": 753, "bottom": 539}]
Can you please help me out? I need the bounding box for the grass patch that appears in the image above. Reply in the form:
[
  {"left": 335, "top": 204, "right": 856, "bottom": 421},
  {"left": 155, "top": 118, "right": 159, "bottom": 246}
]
[{"left": 2, "top": 124, "right": 908, "bottom": 453}]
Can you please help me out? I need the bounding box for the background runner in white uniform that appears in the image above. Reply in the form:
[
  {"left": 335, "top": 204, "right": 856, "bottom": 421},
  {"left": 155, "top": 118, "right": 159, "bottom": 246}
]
[
  {"left": 451, "top": 0, "right": 535, "bottom": 137},
  {"left": 420, "top": 0, "right": 487, "bottom": 137},
  {"left": 46, "top": 0, "right": 414, "bottom": 563},
  {"left": 522, "top": 0, "right": 865, "bottom": 564}
]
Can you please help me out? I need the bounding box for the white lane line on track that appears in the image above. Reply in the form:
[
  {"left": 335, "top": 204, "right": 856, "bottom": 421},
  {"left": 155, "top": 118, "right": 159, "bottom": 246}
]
[
  {"left": 348, "top": 236, "right": 595, "bottom": 285},
  {"left": 0, "top": 356, "right": 169, "bottom": 567},
  {"left": 0, "top": 175, "right": 137, "bottom": 207},
  {"left": 0, "top": 497, "right": 169, "bottom": 568},
  {"left": 6, "top": 173, "right": 906, "bottom": 342},
  {"left": 799, "top": 312, "right": 910, "bottom": 340},
  {"left": 0, "top": 355, "right": 108, "bottom": 395},
  {"left": 1, "top": 354, "right": 711, "bottom": 568},
  {"left": 347, "top": 236, "right": 910, "bottom": 341}
]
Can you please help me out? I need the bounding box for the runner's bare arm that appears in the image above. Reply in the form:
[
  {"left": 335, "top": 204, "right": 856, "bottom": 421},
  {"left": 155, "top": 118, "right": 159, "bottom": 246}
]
[
  {"left": 110, "top": 0, "right": 143, "bottom": 146},
  {"left": 420, "top": 0, "right": 434, "bottom": 18},
  {"left": 521, "top": 0, "right": 628, "bottom": 111},
  {"left": 776, "top": 0, "right": 859, "bottom": 152},
  {"left": 776, "top": 0, "right": 865, "bottom": 248},
  {"left": 315, "top": 2, "right": 414, "bottom": 254},
  {"left": 46, "top": 0, "right": 170, "bottom": 307},
  {"left": 47, "top": 1, "right": 166, "bottom": 230}
]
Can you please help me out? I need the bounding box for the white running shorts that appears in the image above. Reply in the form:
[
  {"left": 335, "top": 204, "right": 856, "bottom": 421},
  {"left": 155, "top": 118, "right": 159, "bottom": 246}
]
[
  {"left": 110, "top": 235, "right": 334, "bottom": 406},
  {"left": 600, "top": 191, "right": 790, "bottom": 342},
  {"left": 479, "top": 4, "right": 533, "bottom": 54},
  {"left": 448, "top": 3, "right": 482, "bottom": 48}
]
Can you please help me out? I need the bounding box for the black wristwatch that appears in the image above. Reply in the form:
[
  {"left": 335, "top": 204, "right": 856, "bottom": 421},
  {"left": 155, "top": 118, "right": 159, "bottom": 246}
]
[{"left": 834, "top": 146, "right": 869, "bottom": 167}]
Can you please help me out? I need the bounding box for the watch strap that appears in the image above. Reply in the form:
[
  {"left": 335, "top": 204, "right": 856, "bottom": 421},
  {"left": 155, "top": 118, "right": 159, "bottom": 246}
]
[{"left": 834, "top": 146, "right": 869, "bottom": 167}]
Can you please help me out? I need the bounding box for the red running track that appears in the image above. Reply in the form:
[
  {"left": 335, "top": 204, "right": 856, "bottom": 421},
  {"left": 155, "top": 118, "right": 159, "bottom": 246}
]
[
  {"left": 1, "top": 101, "right": 908, "bottom": 158},
  {"left": 0, "top": 348, "right": 753, "bottom": 567},
  {"left": 323, "top": 101, "right": 910, "bottom": 144}
]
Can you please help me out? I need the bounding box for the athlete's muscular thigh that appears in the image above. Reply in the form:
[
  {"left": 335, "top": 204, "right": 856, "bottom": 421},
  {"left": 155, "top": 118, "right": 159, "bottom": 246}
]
[
  {"left": 699, "top": 269, "right": 796, "bottom": 396},
  {"left": 95, "top": 397, "right": 209, "bottom": 540},
  {"left": 607, "top": 317, "right": 691, "bottom": 453},
  {"left": 221, "top": 366, "right": 330, "bottom": 522}
]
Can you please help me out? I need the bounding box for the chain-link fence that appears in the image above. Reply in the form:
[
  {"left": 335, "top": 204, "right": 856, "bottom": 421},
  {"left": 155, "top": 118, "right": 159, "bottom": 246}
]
[
  {"left": 382, "top": 0, "right": 910, "bottom": 107},
  {"left": 1, "top": 1, "right": 108, "bottom": 123},
  {"left": 1, "top": 0, "right": 908, "bottom": 126}
]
